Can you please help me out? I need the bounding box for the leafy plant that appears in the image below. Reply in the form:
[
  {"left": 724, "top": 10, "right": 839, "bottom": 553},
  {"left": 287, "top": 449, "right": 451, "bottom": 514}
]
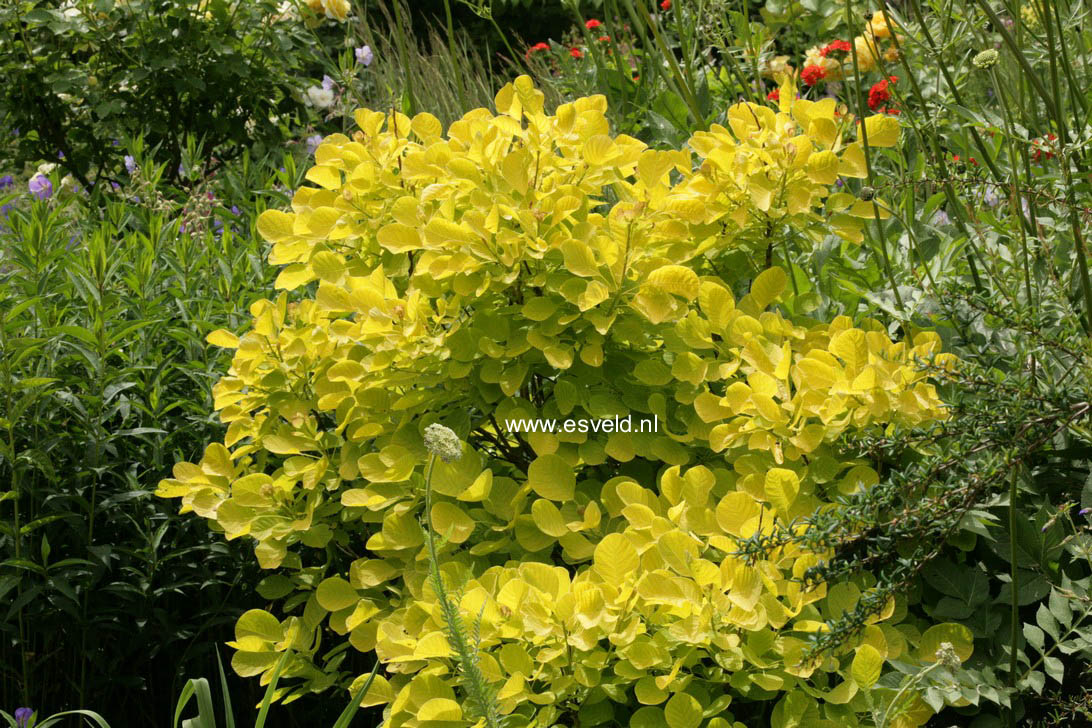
[
  {"left": 0, "top": 0, "right": 350, "bottom": 189},
  {"left": 158, "top": 74, "right": 974, "bottom": 727}
]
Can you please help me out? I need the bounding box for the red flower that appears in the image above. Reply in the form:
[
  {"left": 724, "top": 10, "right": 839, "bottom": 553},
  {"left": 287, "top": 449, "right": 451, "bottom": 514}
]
[
  {"left": 598, "top": 35, "right": 611, "bottom": 42},
  {"left": 1032, "top": 133, "right": 1057, "bottom": 162},
  {"left": 585, "top": 19, "right": 602, "bottom": 29},
  {"left": 801, "top": 65, "right": 827, "bottom": 86},
  {"left": 661, "top": 0, "right": 671, "bottom": 9},
  {"left": 819, "top": 40, "right": 851, "bottom": 57},
  {"left": 570, "top": 47, "right": 583, "bottom": 58},
  {"left": 868, "top": 76, "right": 897, "bottom": 111},
  {"left": 767, "top": 88, "right": 780, "bottom": 101},
  {"left": 524, "top": 42, "right": 549, "bottom": 59}
]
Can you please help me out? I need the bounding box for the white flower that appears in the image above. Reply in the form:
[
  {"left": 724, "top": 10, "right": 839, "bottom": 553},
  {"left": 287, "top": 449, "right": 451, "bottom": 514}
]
[
  {"left": 306, "top": 86, "right": 335, "bottom": 109},
  {"left": 36, "top": 162, "right": 57, "bottom": 176},
  {"left": 424, "top": 424, "right": 463, "bottom": 463},
  {"left": 934, "top": 641, "right": 961, "bottom": 669}
]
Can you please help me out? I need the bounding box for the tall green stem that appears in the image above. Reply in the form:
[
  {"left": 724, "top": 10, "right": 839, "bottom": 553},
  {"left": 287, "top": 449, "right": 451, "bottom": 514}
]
[
  {"left": 423, "top": 454, "right": 503, "bottom": 728},
  {"left": 1007, "top": 467, "right": 1020, "bottom": 728}
]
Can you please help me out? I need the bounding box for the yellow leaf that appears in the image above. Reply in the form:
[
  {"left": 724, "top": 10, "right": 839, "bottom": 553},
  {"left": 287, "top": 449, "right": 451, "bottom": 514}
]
[
  {"left": 274, "top": 263, "right": 315, "bottom": 290},
  {"left": 647, "top": 265, "right": 699, "bottom": 300},
  {"left": 852, "top": 644, "right": 884, "bottom": 688},
  {"left": 531, "top": 499, "right": 569, "bottom": 537},
  {"left": 664, "top": 691, "right": 702, "bottom": 728},
  {"left": 527, "top": 454, "right": 575, "bottom": 500},
  {"left": 257, "top": 210, "right": 294, "bottom": 242},
  {"left": 376, "top": 223, "right": 422, "bottom": 253},
  {"left": 860, "top": 114, "right": 901, "bottom": 147},
  {"left": 806, "top": 150, "right": 840, "bottom": 185},
  {"left": 206, "top": 329, "right": 240, "bottom": 348},
  {"left": 593, "top": 532, "right": 639, "bottom": 586},
  {"left": 305, "top": 165, "right": 342, "bottom": 190},
  {"left": 749, "top": 266, "right": 788, "bottom": 309},
  {"left": 839, "top": 143, "right": 869, "bottom": 179},
  {"left": 316, "top": 577, "right": 357, "bottom": 611},
  {"left": 431, "top": 501, "right": 475, "bottom": 544},
  {"left": 764, "top": 468, "right": 799, "bottom": 511}
]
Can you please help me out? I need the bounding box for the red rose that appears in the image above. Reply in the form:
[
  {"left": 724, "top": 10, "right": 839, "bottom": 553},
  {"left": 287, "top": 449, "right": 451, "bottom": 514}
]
[
  {"left": 767, "top": 88, "right": 780, "bottom": 101},
  {"left": 598, "top": 35, "right": 611, "bottom": 42},
  {"left": 585, "top": 19, "right": 602, "bottom": 29},
  {"left": 661, "top": 0, "right": 671, "bottom": 9},
  {"left": 801, "top": 65, "right": 827, "bottom": 86},
  {"left": 570, "top": 47, "right": 583, "bottom": 59}
]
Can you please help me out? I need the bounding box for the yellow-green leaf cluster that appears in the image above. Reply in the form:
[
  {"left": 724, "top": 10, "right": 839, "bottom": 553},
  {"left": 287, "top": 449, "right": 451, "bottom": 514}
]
[{"left": 157, "top": 76, "right": 960, "bottom": 728}]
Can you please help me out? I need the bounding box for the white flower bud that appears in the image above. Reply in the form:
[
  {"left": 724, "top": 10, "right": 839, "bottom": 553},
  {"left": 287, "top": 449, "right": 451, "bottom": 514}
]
[
  {"left": 934, "top": 641, "right": 961, "bottom": 669},
  {"left": 424, "top": 423, "right": 463, "bottom": 463}
]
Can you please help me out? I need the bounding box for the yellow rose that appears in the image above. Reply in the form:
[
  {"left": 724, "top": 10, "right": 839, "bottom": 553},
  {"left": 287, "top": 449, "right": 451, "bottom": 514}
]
[
  {"left": 868, "top": 11, "right": 895, "bottom": 39},
  {"left": 322, "top": 0, "right": 350, "bottom": 21},
  {"left": 883, "top": 45, "right": 900, "bottom": 62},
  {"left": 854, "top": 34, "right": 880, "bottom": 72}
]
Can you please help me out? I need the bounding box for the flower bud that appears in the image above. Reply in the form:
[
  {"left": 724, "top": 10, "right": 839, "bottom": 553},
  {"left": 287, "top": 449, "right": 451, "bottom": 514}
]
[
  {"left": 859, "top": 186, "right": 875, "bottom": 201},
  {"left": 934, "top": 641, "right": 961, "bottom": 669},
  {"left": 973, "top": 49, "right": 999, "bottom": 69},
  {"left": 424, "top": 423, "right": 463, "bottom": 463}
]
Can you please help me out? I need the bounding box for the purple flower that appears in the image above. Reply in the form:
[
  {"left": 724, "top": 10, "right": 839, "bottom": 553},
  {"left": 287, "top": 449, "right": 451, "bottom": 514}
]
[
  {"left": 178, "top": 163, "right": 185, "bottom": 177},
  {"left": 57, "top": 150, "right": 65, "bottom": 160},
  {"left": 124, "top": 155, "right": 137, "bottom": 174},
  {"left": 1080, "top": 508, "right": 1091, "bottom": 516},
  {"left": 984, "top": 188, "right": 999, "bottom": 207},
  {"left": 112, "top": 139, "right": 120, "bottom": 146},
  {"left": 15, "top": 707, "right": 33, "bottom": 728},
  {"left": 322, "top": 74, "right": 336, "bottom": 91},
  {"left": 111, "top": 181, "right": 121, "bottom": 191},
  {"left": 932, "top": 209, "right": 951, "bottom": 226},
  {"left": 835, "top": 178, "right": 844, "bottom": 188},
  {"left": 355, "top": 45, "right": 374, "bottom": 66},
  {"left": 0, "top": 175, "right": 13, "bottom": 190},
  {"left": 306, "top": 134, "right": 324, "bottom": 155},
  {"left": 28, "top": 174, "right": 52, "bottom": 200},
  {"left": 231, "top": 205, "right": 240, "bottom": 215}
]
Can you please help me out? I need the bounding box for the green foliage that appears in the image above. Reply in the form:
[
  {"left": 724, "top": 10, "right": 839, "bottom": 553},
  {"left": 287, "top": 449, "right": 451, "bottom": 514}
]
[
  {"left": 0, "top": 0, "right": 350, "bottom": 187},
  {"left": 0, "top": 149, "right": 287, "bottom": 719}
]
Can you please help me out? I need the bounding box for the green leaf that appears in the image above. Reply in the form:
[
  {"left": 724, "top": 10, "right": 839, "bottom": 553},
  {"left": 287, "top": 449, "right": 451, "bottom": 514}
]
[
  {"left": 236, "top": 609, "right": 283, "bottom": 642},
  {"left": 663, "top": 692, "right": 702, "bottom": 728},
  {"left": 316, "top": 577, "right": 358, "bottom": 612},
  {"left": 851, "top": 644, "right": 883, "bottom": 688}
]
